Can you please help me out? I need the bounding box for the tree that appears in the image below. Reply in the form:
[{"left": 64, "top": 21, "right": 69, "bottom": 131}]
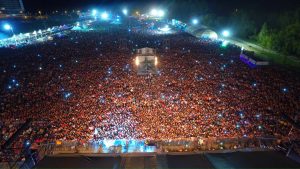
[
  {"left": 257, "top": 23, "right": 273, "bottom": 49},
  {"left": 277, "top": 22, "right": 300, "bottom": 56}
]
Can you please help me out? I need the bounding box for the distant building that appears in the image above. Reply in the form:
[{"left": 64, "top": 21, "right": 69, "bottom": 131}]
[{"left": 0, "top": 0, "right": 24, "bottom": 14}]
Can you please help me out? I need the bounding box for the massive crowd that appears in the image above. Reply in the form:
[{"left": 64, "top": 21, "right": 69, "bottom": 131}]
[{"left": 0, "top": 22, "right": 299, "bottom": 152}]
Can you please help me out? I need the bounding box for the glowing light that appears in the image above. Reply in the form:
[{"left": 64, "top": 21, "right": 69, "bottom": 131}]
[
  {"left": 209, "top": 32, "right": 218, "bottom": 39},
  {"left": 92, "top": 9, "right": 97, "bottom": 16},
  {"left": 222, "top": 30, "right": 230, "bottom": 37},
  {"left": 122, "top": 8, "right": 128, "bottom": 15},
  {"left": 158, "top": 10, "right": 164, "bottom": 17},
  {"left": 135, "top": 57, "right": 140, "bottom": 66},
  {"left": 76, "top": 22, "right": 80, "bottom": 27},
  {"left": 282, "top": 87, "right": 288, "bottom": 93},
  {"left": 150, "top": 9, "right": 164, "bottom": 17},
  {"left": 150, "top": 9, "right": 158, "bottom": 16},
  {"left": 155, "top": 56, "right": 158, "bottom": 66},
  {"left": 222, "top": 40, "right": 229, "bottom": 47},
  {"left": 64, "top": 92, "right": 72, "bottom": 99},
  {"left": 192, "top": 19, "right": 198, "bottom": 25},
  {"left": 159, "top": 25, "right": 171, "bottom": 32},
  {"left": 103, "top": 140, "right": 115, "bottom": 147},
  {"left": 25, "top": 140, "right": 30, "bottom": 146},
  {"left": 101, "top": 12, "right": 109, "bottom": 20},
  {"left": 3, "top": 24, "right": 12, "bottom": 30}
]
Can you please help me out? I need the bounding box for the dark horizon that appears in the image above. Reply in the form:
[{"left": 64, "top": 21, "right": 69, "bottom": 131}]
[{"left": 22, "top": 0, "right": 300, "bottom": 15}]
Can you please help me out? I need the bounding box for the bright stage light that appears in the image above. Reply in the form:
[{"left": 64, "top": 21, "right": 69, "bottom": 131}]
[
  {"left": 155, "top": 57, "right": 158, "bottom": 66},
  {"left": 92, "top": 9, "right": 97, "bottom": 16},
  {"left": 192, "top": 19, "right": 198, "bottom": 25},
  {"left": 3, "top": 24, "right": 12, "bottom": 30},
  {"left": 103, "top": 140, "right": 115, "bottom": 147},
  {"left": 159, "top": 25, "right": 171, "bottom": 32},
  {"left": 222, "top": 30, "right": 230, "bottom": 37},
  {"left": 122, "top": 8, "right": 128, "bottom": 15},
  {"left": 101, "top": 12, "right": 109, "bottom": 20}
]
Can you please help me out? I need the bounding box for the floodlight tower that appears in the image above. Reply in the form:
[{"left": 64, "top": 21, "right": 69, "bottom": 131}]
[
  {"left": 3, "top": 24, "right": 14, "bottom": 35},
  {"left": 3, "top": 24, "right": 17, "bottom": 45},
  {"left": 222, "top": 30, "right": 230, "bottom": 37}
]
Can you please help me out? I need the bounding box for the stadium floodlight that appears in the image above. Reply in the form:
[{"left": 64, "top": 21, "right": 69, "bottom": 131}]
[
  {"left": 3, "top": 24, "right": 12, "bottom": 30},
  {"left": 3, "top": 23, "right": 15, "bottom": 43},
  {"left": 92, "top": 9, "right": 97, "bottom": 16},
  {"left": 150, "top": 9, "right": 165, "bottom": 17},
  {"left": 150, "top": 9, "right": 158, "bottom": 16},
  {"left": 158, "top": 10, "right": 164, "bottom": 17},
  {"left": 122, "top": 8, "right": 128, "bottom": 15},
  {"left": 192, "top": 19, "right": 198, "bottom": 25},
  {"left": 222, "top": 30, "right": 230, "bottom": 37},
  {"left": 101, "top": 12, "right": 109, "bottom": 20}
]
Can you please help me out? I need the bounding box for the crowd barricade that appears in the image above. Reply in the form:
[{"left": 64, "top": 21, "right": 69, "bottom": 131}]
[{"left": 36, "top": 136, "right": 280, "bottom": 155}]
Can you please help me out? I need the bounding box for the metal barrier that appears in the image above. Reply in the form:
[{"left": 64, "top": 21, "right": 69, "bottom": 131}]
[{"left": 36, "top": 136, "right": 279, "bottom": 155}]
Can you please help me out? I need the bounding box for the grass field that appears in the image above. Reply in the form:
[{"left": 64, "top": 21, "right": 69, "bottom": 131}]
[{"left": 228, "top": 38, "right": 300, "bottom": 70}]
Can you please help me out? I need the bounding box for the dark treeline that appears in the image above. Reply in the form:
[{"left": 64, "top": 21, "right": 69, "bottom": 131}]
[{"left": 165, "top": 0, "right": 300, "bottom": 58}]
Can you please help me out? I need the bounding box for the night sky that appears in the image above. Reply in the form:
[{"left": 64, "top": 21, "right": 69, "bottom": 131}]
[{"left": 22, "top": 0, "right": 299, "bottom": 15}]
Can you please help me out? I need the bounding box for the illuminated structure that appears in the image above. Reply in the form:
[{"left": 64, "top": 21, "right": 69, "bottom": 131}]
[
  {"left": 135, "top": 47, "right": 158, "bottom": 75},
  {"left": 186, "top": 25, "right": 218, "bottom": 40},
  {"left": 0, "top": 0, "right": 24, "bottom": 14}
]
